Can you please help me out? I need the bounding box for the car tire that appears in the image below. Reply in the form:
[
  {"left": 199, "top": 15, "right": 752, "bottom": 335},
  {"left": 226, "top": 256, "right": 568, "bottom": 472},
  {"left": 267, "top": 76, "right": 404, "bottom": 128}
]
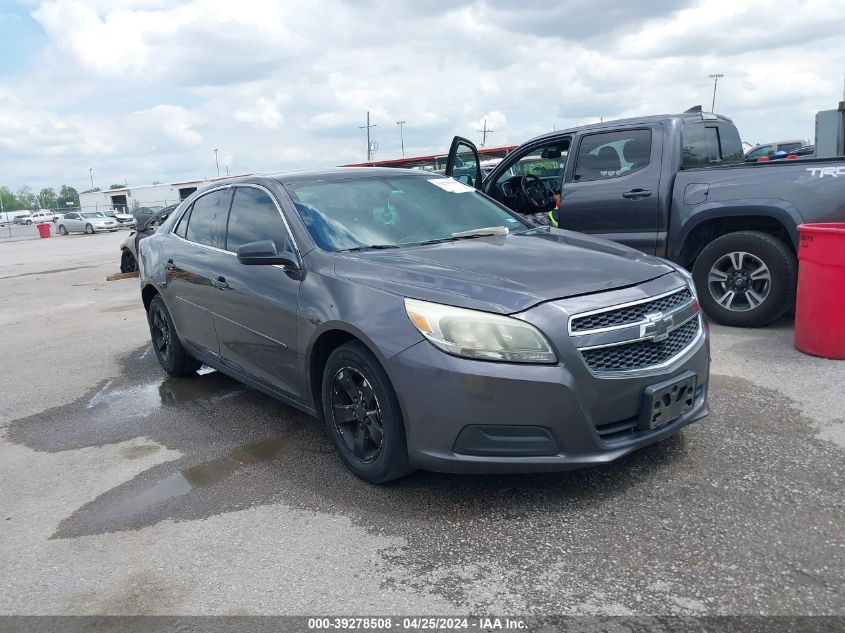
[
  {"left": 321, "top": 341, "right": 412, "bottom": 483},
  {"left": 147, "top": 295, "right": 202, "bottom": 377},
  {"left": 85, "top": 224, "right": 94, "bottom": 234},
  {"left": 58, "top": 225, "right": 68, "bottom": 236},
  {"left": 26, "top": 220, "right": 32, "bottom": 225},
  {"left": 120, "top": 249, "right": 137, "bottom": 273},
  {"left": 692, "top": 231, "right": 797, "bottom": 328}
]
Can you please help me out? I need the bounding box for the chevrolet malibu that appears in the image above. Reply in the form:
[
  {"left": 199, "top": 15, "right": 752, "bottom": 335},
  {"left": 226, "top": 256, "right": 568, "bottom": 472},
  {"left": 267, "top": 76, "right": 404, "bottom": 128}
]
[{"left": 138, "top": 168, "right": 709, "bottom": 483}]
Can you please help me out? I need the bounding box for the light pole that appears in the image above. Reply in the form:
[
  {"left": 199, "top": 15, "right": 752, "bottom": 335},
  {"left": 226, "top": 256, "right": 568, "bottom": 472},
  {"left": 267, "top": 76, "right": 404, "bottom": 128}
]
[
  {"left": 1, "top": 188, "right": 9, "bottom": 238},
  {"left": 214, "top": 149, "right": 220, "bottom": 177},
  {"left": 89, "top": 168, "right": 94, "bottom": 190},
  {"left": 709, "top": 73, "right": 724, "bottom": 112},
  {"left": 396, "top": 120, "right": 406, "bottom": 157}
]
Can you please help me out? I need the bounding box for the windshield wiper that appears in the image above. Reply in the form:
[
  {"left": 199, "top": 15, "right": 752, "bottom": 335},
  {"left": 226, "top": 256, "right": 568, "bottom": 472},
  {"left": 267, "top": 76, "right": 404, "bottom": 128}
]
[
  {"left": 417, "top": 226, "right": 510, "bottom": 246},
  {"left": 451, "top": 226, "right": 509, "bottom": 238},
  {"left": 340, "top": 244, "right": 400, "bottom": 252}
]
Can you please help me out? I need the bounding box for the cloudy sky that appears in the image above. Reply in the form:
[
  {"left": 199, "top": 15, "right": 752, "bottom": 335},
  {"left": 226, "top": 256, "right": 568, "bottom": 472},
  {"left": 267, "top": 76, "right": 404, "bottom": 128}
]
[{"left": 1, "top": 0, "right": 843, "bottom": 192}]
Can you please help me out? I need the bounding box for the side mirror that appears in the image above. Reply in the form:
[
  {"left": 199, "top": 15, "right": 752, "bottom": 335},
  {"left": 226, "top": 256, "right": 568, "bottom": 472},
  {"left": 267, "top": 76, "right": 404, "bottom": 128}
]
[{"left": 237, "top": 240, "right": 299, "bottom": 268}]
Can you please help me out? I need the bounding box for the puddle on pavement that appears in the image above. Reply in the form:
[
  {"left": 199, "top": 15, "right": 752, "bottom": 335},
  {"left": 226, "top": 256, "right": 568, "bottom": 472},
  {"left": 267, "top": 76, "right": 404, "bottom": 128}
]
[
  {"left": 103, "top": 435, "right": 292, "bottom": 521},
  {"left": 86, "top": 366, "right": 243, "bottom": 413}
]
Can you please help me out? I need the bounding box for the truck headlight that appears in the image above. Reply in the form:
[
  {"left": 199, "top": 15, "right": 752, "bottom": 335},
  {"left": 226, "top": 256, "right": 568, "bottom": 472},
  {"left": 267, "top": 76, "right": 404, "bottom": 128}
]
[{"left": 404, "top": 298, "right": 557, "bottom": 364}]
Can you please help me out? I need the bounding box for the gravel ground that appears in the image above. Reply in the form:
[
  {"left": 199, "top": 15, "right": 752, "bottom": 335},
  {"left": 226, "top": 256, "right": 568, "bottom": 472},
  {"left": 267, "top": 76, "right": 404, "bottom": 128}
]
[{"left": 0, "top": 231, "right": 842, "bottom": 616}]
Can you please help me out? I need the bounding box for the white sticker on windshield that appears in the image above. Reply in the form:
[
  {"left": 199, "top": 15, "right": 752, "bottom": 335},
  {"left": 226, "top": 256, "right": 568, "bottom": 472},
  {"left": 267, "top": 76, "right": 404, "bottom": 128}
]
[{"left": 428, "top": 178, "right": 476, "bottom": 193}]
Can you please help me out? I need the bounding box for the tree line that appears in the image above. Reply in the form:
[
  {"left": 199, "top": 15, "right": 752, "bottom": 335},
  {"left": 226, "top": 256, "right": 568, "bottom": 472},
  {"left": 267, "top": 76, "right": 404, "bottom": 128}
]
[
  {"left": 0, "top": 185, "right": 82, "bottom": 212},
  {"left": 0, "top": 182, "right": 133, "bottom": 212}
]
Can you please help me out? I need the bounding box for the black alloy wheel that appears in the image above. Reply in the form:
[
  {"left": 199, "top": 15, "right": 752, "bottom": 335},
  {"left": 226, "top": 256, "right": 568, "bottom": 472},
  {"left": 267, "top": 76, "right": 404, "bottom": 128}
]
[
  {"left": 321, "top": 341, "right": 411, "bottom": 483},
  {"left": 149, "top": 304, "right": 172, "bottom": 367},
  {"left": 330, "top": 367, "right": 385, "bottom": 463}
]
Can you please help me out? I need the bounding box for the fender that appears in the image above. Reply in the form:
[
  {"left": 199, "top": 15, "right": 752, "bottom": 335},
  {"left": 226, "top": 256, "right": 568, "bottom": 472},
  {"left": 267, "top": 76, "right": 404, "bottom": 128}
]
[{"left": 670, "top": 198, "right": 803, "bottom": 262}]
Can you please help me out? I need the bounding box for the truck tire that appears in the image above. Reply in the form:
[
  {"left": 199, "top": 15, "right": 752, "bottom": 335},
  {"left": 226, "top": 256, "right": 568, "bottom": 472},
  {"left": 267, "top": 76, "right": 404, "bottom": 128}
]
[{"left": 692, "top": 231, "right": 797, "bottom": 328}]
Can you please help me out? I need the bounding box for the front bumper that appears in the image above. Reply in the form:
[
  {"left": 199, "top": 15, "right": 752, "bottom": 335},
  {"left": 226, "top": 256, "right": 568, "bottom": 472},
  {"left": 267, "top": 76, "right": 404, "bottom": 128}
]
[
  {"left": 93, "top": 224, "right": 119, "bottom": 232},
  {"left": 385, "top": 274, "right": 710, "bottom": 474}
]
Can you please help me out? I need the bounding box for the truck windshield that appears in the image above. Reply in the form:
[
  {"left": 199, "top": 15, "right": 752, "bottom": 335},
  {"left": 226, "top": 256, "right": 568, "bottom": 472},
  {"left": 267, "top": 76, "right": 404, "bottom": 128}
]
[
  {"left": 286, "top": 175, "right": 528, "bottom": 252},
  {"left": 682, "top": 121, "right": 744, "bottom": 168}
]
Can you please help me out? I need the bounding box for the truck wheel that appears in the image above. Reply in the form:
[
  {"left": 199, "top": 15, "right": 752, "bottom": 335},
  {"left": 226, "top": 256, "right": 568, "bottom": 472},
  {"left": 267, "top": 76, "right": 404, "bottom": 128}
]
[
  {"left": 692, "top": 231, "right": 797, "bottom": 328},
  {"left": 321, "top": 341, "right": 412, "bottom": 484}
]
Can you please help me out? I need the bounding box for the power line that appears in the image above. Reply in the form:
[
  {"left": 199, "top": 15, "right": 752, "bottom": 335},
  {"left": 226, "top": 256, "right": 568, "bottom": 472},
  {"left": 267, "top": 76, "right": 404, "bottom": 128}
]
[
  {"left": 476, "top": 118, "right": 494, "bottom": 147},
  {"left": 709, "top": 73, "right": 724, "bottom": 112}
]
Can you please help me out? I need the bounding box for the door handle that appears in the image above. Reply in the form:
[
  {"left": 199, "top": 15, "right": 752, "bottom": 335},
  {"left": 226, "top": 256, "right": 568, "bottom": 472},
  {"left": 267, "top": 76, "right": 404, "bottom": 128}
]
[
  {"left": 212, "top": 276, "right": 230, "bottom": 290},
  {"left": 164, "top": 259, "right": 176, "bottom": 271},
  {"left": 622, "top": 188, "right": 652, "bottom": 199}
]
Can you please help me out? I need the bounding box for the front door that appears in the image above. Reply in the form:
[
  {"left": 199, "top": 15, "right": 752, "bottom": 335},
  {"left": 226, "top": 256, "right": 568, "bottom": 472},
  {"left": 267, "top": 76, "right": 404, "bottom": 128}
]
[
  {"left": 556, "top": 126, "right": 663, "bottom": 254},
  {"left": 211, "top": 185, "right": 303, "bottom": 399}
]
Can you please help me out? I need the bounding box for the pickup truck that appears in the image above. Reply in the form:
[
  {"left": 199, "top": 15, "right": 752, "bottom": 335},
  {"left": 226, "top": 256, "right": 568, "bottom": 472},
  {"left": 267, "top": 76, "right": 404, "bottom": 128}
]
[{"left": 445, "top": 108, "right": 845, "bottom": 327}]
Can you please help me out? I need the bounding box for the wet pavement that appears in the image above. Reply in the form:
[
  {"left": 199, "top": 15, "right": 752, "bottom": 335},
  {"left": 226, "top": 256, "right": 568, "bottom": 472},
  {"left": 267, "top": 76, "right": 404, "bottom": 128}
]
[{"left": 0, "top": 232, "right": 843, "bottom": 615}]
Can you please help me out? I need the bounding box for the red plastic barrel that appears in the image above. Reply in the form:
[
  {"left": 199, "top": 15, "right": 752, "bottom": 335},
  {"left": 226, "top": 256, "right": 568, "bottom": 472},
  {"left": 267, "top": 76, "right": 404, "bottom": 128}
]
[
  {"left": 37, "top": 222, "right": 52, "bottom": 239},
  {"left": 794, "top": 223, "right": 845, "bottom": 359}
]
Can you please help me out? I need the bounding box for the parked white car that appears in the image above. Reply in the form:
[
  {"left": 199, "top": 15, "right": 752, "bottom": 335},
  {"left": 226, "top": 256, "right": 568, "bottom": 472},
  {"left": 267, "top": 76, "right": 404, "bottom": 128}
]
[
  {"left": 13, "top": 213, "right": 33, "bottom": 225},
  {"left": 29, "top": 210, "right": 56, "bottom": 223},
  {"left": 57, "top": 211, "right": 119, "bottom": 235}
]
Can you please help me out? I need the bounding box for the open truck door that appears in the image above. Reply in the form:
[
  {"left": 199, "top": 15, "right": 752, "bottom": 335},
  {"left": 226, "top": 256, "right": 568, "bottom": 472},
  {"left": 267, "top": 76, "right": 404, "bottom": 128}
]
[{"left": 445, "top": 137, "right": 482, "bottom": 189}]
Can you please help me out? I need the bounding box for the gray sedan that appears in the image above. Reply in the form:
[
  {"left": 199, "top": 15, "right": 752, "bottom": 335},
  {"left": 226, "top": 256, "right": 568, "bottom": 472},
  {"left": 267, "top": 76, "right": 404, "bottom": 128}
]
[
  {"left": 57, "top": 212, "right": 119, "bottom": 235},
  {"left": 139, "top": 169, "right": 709, "bottom": 483}
]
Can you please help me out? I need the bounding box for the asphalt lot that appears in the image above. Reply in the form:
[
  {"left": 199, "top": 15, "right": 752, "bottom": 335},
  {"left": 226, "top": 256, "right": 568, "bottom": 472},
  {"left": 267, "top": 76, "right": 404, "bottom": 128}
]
[{"left": 0, "top": 231, "right": 842, "bottom": 616}]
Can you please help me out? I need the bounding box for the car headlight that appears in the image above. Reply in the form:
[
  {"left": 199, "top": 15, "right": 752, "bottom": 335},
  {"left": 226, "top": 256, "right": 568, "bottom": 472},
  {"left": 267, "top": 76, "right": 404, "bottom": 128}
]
[{"left": 404, "top": 298, "right": 557, "bottom": 364}]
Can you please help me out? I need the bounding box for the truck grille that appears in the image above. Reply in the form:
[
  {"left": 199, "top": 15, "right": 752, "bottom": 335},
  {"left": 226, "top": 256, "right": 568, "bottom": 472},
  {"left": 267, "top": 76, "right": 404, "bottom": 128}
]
[
  {"left": 580, "top": 317, "right": 700, "bottom": 373},
  {"left": 570, "top": 287, "right": 692, "bottom": 333}
]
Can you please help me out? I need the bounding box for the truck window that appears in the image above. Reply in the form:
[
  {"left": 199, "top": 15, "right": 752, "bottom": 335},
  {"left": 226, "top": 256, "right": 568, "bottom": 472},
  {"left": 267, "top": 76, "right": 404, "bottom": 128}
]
[
  {"left": 683, "top": 121, "right": 744, "bottom": 167},
  {"left": 573, "top": 129, "right": 651, "bottom": 182}
]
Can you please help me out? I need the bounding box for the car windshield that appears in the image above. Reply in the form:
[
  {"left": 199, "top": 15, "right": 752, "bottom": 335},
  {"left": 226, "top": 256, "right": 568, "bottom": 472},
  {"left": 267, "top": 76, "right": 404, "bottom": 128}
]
[
  {"left": 285, "top": 175, "right": 528, "bottom": 252},
  {"left": 81, "top": 212, "right": 105, "bottom": 218}
]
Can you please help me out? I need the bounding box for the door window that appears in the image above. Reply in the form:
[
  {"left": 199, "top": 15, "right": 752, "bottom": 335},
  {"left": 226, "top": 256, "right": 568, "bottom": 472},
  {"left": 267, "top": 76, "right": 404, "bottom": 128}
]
[
  {"left": 184, "top": 190, "right": 228, "bottom": 247},
  {"left": 573, "top": 130, "right": 652, "bottom": 182},
  {"left": 225, "top": 187, "right": 290, "bottom": 253}
]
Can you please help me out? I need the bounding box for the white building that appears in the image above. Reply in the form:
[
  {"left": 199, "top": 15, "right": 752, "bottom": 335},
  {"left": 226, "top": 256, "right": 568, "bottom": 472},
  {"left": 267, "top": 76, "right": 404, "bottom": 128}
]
[{"left": 78, "top": 174, "right": 250, "bottom": 213}]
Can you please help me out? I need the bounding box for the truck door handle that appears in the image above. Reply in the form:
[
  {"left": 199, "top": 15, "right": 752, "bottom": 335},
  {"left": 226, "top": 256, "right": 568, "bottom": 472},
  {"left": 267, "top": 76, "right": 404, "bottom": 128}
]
[
  {"left": 622, "top": 188, "right": 652, "bottom": 199},
  {"left": 212, "top": 276, "right": 230, "bottom": 290},
  {"left": 164, "top": 259, "right": 176, "bottom": 271}
]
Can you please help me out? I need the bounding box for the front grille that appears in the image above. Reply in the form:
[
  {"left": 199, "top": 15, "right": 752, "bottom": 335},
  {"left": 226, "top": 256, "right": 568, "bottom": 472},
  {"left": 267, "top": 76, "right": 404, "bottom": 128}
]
[
  {"left": 571, "top": 288, "right": 692, "bottom": 333},
  {"left": 581, "top": 317, "right": 699, "bottom": 373}
]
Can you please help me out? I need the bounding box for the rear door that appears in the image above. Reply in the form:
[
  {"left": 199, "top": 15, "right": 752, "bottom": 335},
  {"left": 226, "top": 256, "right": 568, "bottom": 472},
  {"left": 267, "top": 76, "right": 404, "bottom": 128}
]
[
  {"left": 445, "top": 137, "right": 483, "bottom": 189},
  {"left": 557, "top": 126, "right": 663, "bottom": 254},
  {"left": 212, "top": 185, "right": 304, "bottom": 398},
  {"left": 165, "top": 188, "right": 231, "bottom": 356}
]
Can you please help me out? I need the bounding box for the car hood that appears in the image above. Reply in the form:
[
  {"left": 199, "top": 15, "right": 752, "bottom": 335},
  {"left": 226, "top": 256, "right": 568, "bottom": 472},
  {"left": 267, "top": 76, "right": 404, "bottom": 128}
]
[{"left": 332, "top": 229, "right": 675, "bottom": 314}]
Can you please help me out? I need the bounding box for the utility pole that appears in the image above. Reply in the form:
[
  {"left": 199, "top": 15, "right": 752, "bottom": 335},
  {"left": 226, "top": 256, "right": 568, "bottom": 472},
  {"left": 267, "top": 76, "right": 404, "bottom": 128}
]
[
  {"left": 476, "top": 119, "right": 494, "bottom": 147},
  {"left": 709, "top": 73, "right": 724, "bottom": 112},
  {"left": 359, "top": 111, "right": 378, "bottom": 162},
  {"left": 89, "top": 168, "right": 94, "bottom": 190},
  {"left": 396, "top": 120, "right": 406, "bottom": 157},
  {"left": 1, "top": 188, "right": 8, "bottom": 238},
  {"left": 213, "top": 148, "right": 220, "bottom": 177}
]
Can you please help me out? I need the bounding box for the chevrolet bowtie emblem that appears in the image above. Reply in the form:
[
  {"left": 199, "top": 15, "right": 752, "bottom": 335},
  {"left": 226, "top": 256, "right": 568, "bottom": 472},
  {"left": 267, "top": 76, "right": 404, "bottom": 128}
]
[{"left": 641, "top": 312, "right": 673, "bottom": 342}]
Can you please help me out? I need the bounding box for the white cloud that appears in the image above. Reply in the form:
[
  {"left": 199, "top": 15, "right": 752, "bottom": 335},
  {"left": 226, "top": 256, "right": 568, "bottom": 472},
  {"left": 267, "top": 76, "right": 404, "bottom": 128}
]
[{"left": 2, "top": 0, "right": 843, "bottom": 190}]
